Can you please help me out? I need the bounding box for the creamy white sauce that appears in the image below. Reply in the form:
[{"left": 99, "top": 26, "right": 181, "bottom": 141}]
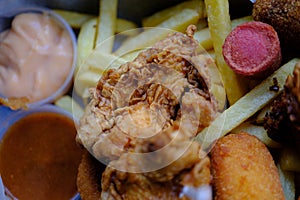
[{"left": 0, "top": 13, "right": 73, "bottom": 103}]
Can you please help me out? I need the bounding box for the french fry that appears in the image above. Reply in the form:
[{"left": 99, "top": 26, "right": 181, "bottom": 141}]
[
  {"left": 77, "top": 71, "right": 101, "bottom": 90},
  {"left": 207, "top": 49, "right": 215, "bottom": 59},
  {"left": 77, "top": 51, "right": 127, "bottom": 87},
  {"left": 116, "top": 19, "right": 138, "bottom": 36},
  {"left": 256, "top": 104, "right": 270, "bottom": 124},
  {"left": 74, "top": 50, "right": 127, "bottom": 97},
  {"left": 76, "top": 18, "right": 97, "bottom": 75},
  {"left": 53, "top": 9, "right": 94, "bottom": 29},
  {"left": 95, "top": 0, "right": 117, "bottom": 52},
  {"left": 193, "top": 28, "right": 213, "bottom": 50},
  {"left": 119, "top": 49, "right": 142, "bottom": 61},
  {"left": 231, "top": 122, "right": 281, "bottom": 148},
  {"left": 231, "top": 16, "right": 253, "bottom": 29},
  {"left": 206, "top": 56, "right": 226, "bottom": 111},
  {"left": 195, "top": 58, "right": 299, "bottom": 151},
  {"left": 142, "top": 0, "right": 206, "bottom": 27},
  {"left": 194, "top": 16, "right": 253, "bottom": 51},
  {"left": 82, "top": 50, "right": 127, "bottom": 74},
  {"left": 114, "top": 9, "right": 200, "bottom": 56},
  {"left": 277, "top": 162, "right": 296, "bottom": 200},
  {"left": 204, "top": 0, "right": 249, "bottom": 105},
  {"left": 54, "top": 9, "right": 138, "bottom": 36},
  {"left": 55, "top": 95, "right": 84, "bottom": 119},
  {"left": 196, "top": 18, "right": 208, "bottom": 30},
  {"left": 279, "top": 148, "right": 300, "bottom": 172}
]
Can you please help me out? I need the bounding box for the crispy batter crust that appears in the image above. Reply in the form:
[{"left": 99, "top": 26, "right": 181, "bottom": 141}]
[
  {"left": 77, "top": 151, "right": 105, "bottom": 200},
  {"left": 211, "top": 132, "right": 284, "bottom": 200},
  {"left": 252, "top": 0, "right": 300, "bottom": 50},
  {"left": 77, "top": 26, "right": 216, "bottom": 199}
]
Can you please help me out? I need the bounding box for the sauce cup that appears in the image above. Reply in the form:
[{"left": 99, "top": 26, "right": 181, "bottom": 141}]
[
  {"left": 0, "top": 6, "right": 77, "bottom": 108},
  {"left": 0, "top": 105, "right": 82, "bottom": 200}
]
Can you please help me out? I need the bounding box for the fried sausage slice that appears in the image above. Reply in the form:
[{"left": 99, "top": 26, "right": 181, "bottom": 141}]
[{"left": 222, "top": 21, "right": 281, "bottom": 79}]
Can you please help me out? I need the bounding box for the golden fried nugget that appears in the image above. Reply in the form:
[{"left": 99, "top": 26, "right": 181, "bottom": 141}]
[{"left": 211, "top": 132, "right": 284, "bottom": 200}]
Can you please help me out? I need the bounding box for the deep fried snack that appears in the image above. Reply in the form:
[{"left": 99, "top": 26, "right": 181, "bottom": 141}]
[
  {"left": 264, "top": 62, "right": 300, "bottom": 145},
  {"left": 101, "top": 152, "right": 211, "bottom": 200},
  {"left": 77, "top": 151, "right": 106, "bottom": 200},
  {"left": 211, "top": 132, "right": 285, "bottom": 200},
  {"left": 252, "top": 0, "right": 300, "bottom": 50},
  {"left": 77, "top": 25, "right": 216, "bottom": 199}
]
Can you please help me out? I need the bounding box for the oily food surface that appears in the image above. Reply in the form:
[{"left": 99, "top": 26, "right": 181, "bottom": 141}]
[
  {"left": 0, "top": 112, "right": 83, "bottom": 200},
  {"left": 77, "top": 29, "right": 217, "bottom": 199}
]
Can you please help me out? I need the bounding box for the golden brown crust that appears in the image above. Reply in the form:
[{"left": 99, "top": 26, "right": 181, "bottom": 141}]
[
  {"left": 77, "top": 151, "right": 105, "bottom": 200},
  {"left": 77, "top": 28, "right": 216, "bottom": 200},
  {"left": 252, "top": 0, "right": 300, "bottom": 49},
  {"left": 211, "top": 132, "right": 284, "bottom": 200}
]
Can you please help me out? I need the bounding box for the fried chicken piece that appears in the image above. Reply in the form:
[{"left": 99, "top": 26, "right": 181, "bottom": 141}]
[
  {"left": 77, "top": 25, "right": 216, "bottom": 200},
  {"left": 77, "top": 151, "right": 106, "bottom": 200},
  {"left": 264, "top": 62, "right": 300, "bottom": 145},
  {"left": 211, "top": 132, "right": 284, "bottom": 200},
  {"left": 77, "top": 26, "right": 216, "bottom": 162},
  {"left": 101, "top": 150, "right": 211, "bottom": 200},
  {"left": 99, "top": 122, "right": 212, "bottom": 200}
]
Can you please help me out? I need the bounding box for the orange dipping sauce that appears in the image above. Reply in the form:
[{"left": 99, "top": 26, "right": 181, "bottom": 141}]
[{"left": 0, "top": 112, "right": 83, "bottom": 200}]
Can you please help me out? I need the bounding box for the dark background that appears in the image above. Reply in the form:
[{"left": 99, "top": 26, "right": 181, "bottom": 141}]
[{"left": 0, "top": 0, "right": 253, "bottom": 25}]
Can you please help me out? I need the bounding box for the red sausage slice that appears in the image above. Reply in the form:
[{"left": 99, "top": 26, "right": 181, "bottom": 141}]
[{"left": 222, "top": 21, "right": 282, "bottom": 79}]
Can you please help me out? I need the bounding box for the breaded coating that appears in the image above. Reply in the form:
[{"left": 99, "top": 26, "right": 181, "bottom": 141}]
[
  {"left": 77, "top": 26, "right": 217, "bottom": 199},
  {"left": 252, "top": 0, "right": 300, "bottom": 50},
  {"left": 77, "top": 151, "right": 106, "bottom": 200},
  {"left": 264, "top": 63, "right": 300, "bottom": 145},
  {"left": 211, "top": 132, "right": 284, "bottom": 200}
]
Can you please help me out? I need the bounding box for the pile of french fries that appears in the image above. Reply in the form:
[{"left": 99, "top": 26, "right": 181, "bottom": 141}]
[{"left": 53, "top": 0, "right": 299, "bottom": 199}]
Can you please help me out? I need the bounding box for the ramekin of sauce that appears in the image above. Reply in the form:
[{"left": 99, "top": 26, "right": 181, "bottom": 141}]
[
  {"left": 0, "top": 7, "right": 77, "bottom": 107},
  {"left": 0, "top": 104, "right": 83, "bottom": 200}
]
